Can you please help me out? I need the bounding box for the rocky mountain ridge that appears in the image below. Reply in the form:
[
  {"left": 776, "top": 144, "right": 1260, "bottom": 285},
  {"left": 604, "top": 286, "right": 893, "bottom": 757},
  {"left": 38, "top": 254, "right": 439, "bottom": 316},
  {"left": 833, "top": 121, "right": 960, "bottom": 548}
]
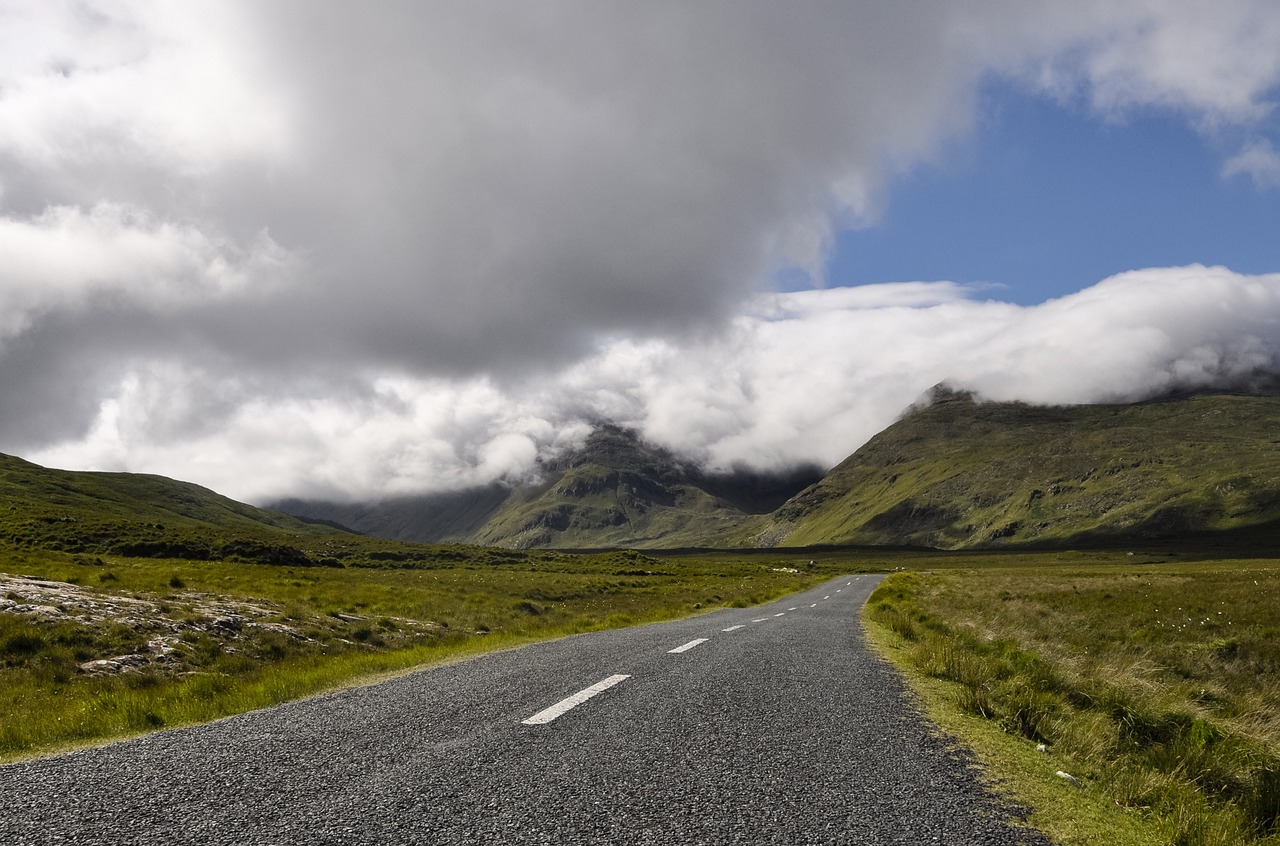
[
  {"left": 279, "top": 425, "right": 822, "bottom": 548},
  {"left": 279, "top": 391, "right": 1280, "bottom": 550}
]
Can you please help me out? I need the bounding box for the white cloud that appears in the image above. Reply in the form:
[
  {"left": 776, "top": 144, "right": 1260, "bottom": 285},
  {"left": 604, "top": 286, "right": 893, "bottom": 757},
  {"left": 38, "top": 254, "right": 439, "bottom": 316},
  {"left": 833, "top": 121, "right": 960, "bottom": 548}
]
[
  {"left": 1022, "top": 0, "right": 1280, "bottom": 126},
  {"left": 31, "top": 267, "right": 1280, "bottom": 503},
  {"left": 4, "top": 3, "right": 1280, "bottom": 502},
  {"left": 0, "top": 1, "right": 290, "bottom": 177},
  {"left": 0, "top": 203, "right": 293, "bottom": 343},
  {"left": 1223, "top": 139, "right": 1280, "bottom": 189}
]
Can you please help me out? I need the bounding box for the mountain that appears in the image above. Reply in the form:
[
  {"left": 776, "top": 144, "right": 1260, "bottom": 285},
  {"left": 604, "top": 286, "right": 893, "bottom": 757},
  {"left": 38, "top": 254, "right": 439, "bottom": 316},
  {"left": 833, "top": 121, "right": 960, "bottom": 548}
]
[
  {"left": 280, "top": 393, "right": 1280, "bottom": 550},
  {"left": 20, "top": 390, "right": 1280, "bottom": 555},
  {"left": 469, "top": 425, "right": 821, "bottom": 548},
  {"left": 0, "top": 452, "right": 468, "bottom": 567},
  {"left": 274, "top": 484, "right": 511, "bottom": 545},
  {"left": 759, "top": 388, "right": 1280, "bottom": 549},
  {"left": 277, "top": 425, "right": 822, "bottom": 548}
]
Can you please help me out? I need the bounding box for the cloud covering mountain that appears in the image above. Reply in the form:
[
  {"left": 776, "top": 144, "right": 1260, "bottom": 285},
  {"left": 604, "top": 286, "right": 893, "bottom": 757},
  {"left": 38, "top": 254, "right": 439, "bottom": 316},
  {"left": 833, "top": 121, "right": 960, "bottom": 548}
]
[{"left": 3, "top": 2, "right": 1280, "bottom": 502}]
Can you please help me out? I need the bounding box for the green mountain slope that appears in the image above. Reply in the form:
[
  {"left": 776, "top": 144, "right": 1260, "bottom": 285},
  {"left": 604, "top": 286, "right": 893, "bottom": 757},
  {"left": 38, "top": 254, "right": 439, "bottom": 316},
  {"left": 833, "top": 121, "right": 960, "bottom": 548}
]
[
  {"left": 760, "top": 389, "right": 1280, "bottom": 549},
  {"left": 0, "top": 452, "right": 355, "bottom": 565},
  {"left": 470, "top": 425, "right": 817, "bottom": 548},
  {"left": 278, "top": 426, "right": 821, "bottom": 549}
]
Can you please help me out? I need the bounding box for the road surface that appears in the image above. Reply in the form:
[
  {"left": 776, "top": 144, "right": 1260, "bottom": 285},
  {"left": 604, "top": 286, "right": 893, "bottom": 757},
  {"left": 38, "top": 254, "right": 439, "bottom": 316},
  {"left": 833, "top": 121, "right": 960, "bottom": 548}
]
[{"left": 0, "top": 574, "right": 1051, "bottom": 845}]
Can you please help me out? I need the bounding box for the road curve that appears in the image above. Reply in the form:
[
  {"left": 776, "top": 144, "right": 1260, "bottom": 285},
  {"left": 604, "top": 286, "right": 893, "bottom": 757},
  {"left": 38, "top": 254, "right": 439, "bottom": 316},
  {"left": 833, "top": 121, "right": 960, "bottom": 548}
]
[{"left": 1, "top": 575, "right": 1051, "bottom": 845}]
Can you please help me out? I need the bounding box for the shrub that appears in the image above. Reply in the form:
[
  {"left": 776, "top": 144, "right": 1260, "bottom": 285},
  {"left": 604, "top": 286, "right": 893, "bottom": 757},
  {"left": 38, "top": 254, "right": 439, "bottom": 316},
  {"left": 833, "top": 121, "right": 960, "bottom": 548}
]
[
  {"left": 2, "top": 633, "right": 45, "bottom": 657},
  {"left": 957, "top": 683, "right": 994, "bottom": 719},
  {"left": 1244, "top": 766, "right": 1280, "bottom": 837},
  {"left": 997, "top": 679, "right": 1062, "bottom": 744}
]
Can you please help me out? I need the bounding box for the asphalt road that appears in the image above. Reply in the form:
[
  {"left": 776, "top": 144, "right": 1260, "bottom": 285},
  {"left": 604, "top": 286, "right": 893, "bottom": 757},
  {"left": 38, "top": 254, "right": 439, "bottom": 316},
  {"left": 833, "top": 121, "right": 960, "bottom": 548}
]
[{"left": 0, "top": 574, "right": 1052, "bottom": 845}]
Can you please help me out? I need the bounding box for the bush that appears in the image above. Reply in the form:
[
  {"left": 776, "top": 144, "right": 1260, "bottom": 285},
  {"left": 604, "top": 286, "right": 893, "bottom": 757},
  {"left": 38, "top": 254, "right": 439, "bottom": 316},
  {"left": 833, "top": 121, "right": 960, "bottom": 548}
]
[
  {"left": 997, "top": 679, "right": 1062, "bottom": 744},
  {"left": 1244, "top": 766, "right": 1280, "bottom": 837},
  {"left": 2, "top": 633, "right": 45, "bottom": 657}
]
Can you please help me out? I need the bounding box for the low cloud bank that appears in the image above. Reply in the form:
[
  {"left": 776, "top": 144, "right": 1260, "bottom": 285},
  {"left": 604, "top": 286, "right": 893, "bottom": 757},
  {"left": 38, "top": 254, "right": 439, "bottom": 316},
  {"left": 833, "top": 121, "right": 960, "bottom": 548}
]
[{"left": 29, "top": 265, "right": 1280, "bottom": 503}]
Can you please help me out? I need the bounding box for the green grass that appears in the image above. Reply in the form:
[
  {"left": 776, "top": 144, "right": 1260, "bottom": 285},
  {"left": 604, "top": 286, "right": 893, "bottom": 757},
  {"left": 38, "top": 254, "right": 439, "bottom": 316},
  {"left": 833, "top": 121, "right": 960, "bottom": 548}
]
[{"left": 863, "top": 555, "right": 1280, "bottom": 846}]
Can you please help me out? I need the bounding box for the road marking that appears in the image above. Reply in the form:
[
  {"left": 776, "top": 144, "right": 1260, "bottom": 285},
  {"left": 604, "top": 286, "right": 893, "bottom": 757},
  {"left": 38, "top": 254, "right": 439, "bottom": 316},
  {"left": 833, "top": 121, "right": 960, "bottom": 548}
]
[
  {"left": 721, "top": 625, "right": 745, "bottom": 632},
  {"left": 522, "top": 675, "right": 630, "bottom": 725},
  {"left": 669, "top": 638, "right": 709, "bottom": 654},
  {"left": 788, "top": 607, "right": 798, "bottom": 611},
  {"left": 836, "top": 589, "right": 842, "bottom": 593},
  {"left": 810, "top": 603, "right": 817, "bottom": 608},
  {"left": 773, "top": 612, "right": 785, "bottom": 617},
  {"left": 751, "top": 617, "right": 768, "bottom": 623},
  {"left": 824, "top": 596, "right": 830, "bottom": 600}
]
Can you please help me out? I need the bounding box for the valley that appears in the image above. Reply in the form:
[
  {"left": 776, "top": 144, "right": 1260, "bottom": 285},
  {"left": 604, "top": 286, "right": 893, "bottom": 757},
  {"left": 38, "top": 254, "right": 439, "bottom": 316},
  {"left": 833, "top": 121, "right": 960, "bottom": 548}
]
[{"left": 4, "top": 390, "right": 1280, "bottom": 845}]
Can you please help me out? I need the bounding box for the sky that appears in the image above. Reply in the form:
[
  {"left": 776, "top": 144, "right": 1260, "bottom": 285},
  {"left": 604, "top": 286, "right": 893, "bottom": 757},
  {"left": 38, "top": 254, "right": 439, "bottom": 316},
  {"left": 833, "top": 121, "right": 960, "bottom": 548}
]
[{"left": 2, "top": 1, "right": 1280, "bottom": 504}]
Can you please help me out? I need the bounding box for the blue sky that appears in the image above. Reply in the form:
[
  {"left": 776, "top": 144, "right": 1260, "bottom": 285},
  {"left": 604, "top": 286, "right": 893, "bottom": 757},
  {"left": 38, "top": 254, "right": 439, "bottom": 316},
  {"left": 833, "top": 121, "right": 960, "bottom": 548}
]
[{"left": 824, "top": 82, "right": 1280, "bottom": 305}]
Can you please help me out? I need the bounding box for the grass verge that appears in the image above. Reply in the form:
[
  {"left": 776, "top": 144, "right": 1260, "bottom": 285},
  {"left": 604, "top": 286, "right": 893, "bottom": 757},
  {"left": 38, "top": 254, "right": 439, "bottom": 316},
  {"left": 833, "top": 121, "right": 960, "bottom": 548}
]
[{"left": 863, "top": 559, "right": 1280, "bottom": 846}]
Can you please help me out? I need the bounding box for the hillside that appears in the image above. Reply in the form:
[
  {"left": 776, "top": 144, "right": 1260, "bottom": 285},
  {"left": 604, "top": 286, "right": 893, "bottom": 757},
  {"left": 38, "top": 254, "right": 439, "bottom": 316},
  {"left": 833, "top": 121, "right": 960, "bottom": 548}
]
[
  {"left": 0, "top": 452, "right": 491, "bottom": 568},
  {"left": 278, "top": 426, "right": 821, "bottom": 548},
  {"left": 274, "top": 484, "right": 512, "bottom": 545},
  {"left": 761, "top": 388, "right": 1280, "bottom": 549},
  {"left": 468, "top": 425, "right": 818, "bottom": 548}
]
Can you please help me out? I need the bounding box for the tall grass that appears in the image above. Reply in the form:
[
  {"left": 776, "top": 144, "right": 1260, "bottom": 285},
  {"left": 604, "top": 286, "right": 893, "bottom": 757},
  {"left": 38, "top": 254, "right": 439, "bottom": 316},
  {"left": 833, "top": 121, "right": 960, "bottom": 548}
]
[{"left": 865, "top": 560, "right": 1280, "bottom": 845}]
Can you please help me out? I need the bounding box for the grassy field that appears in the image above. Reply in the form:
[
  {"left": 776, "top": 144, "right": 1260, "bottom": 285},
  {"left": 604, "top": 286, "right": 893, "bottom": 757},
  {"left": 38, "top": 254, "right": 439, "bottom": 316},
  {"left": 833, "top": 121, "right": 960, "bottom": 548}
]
[
  {"left": 9, "top": 514, "right": 1280, "bottom": 846},
  {"left": 863, "top": 551, "right": 1280, "bottom": 846},
  {"left": 0, "top": 544, "right": 849, "bottom": 762}
]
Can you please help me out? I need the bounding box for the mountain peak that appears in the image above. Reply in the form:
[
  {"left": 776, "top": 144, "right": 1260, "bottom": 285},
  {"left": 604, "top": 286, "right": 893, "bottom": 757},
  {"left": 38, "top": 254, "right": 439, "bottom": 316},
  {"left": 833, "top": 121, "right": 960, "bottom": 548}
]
[{"left": 912, "top": 382, "right": 979, "bottom": 411}]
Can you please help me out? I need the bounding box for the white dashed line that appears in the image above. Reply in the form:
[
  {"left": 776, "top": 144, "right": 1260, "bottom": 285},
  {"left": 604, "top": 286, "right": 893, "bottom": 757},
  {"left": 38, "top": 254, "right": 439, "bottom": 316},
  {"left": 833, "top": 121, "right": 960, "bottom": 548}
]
[
  {"left": 823, "top": 596, "right": 830, "bottom": 600},
  {"left": 810, "top": 603, "right": 817, "bottom": 608},
  {"left": 788, "top": 607, "right": 798, "bottom": 611},
  {"left": 669, "top": 638, "right": 709, "bottom": 654},
  {"left": 773, "top": 612, "right": 785, "bottom": 617},
  {"left": 721, "top": 625, "right": 745, "bottom": 632},
  {"left": 751, "top": 618, "right": 769, "bottom": 623},
  {"left": 522, "top": 675, "right": 630, "bottom": 725}
]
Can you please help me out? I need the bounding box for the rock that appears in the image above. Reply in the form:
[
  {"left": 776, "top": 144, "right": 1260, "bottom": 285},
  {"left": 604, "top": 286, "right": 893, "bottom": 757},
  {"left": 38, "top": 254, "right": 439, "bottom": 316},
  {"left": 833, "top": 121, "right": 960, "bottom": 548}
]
[{"left": 211, "top": 615, "right": 244, "bottom": 632}]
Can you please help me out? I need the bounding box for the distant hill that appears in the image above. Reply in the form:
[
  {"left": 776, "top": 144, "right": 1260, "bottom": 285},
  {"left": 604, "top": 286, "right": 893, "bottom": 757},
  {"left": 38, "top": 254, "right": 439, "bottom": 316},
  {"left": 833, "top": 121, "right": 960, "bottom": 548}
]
[
  {"left": 0, "top": 452, "right": 487, "bottom": 568},
  {"left": 274, "top": 484, "right": 512, "bottom": 544},
  {"left": 277, "top": 425, "right": 822, "bottom": 548},
  {"left": 758, "top": 388, "right": 1280, "bottom": 549},
  {"left": 0, "top": 452, "right": 340, "bottom": 561}
]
